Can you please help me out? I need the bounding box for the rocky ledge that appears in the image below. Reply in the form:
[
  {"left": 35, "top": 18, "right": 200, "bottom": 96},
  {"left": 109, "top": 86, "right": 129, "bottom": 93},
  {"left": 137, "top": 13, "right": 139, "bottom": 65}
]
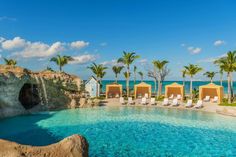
[
  {"left": 0, "top": 134, "right": 89, "bottom": 157},
  {"left": 0, "top": 65, "right": 101, "bottom": 119}
]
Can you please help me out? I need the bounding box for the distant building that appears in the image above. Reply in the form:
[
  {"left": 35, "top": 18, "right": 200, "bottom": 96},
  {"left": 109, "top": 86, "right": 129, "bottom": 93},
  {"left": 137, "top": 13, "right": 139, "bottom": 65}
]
[{"left": 85, "top": 76, "right": 100, "bottom": 97}]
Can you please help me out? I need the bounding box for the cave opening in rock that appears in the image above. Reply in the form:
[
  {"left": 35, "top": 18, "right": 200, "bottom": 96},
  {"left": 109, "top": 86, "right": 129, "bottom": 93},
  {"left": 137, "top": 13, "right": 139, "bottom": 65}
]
[{"left": 18, "top": 83, "right": 41, "bottom": 110}]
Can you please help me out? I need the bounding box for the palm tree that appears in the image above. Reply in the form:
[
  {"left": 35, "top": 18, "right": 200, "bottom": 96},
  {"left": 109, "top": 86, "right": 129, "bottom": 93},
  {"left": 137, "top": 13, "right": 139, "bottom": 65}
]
[
  {"left": 214, "top": 61, "right": 224, "bottom": 86},
  {"left": 184, "top": 64, "right": 202, "bottom": 99},
  {"left": 214, "top": 51, "right": 236, "bottom": 103},
  {"left": 138, "top": 71, "right": 144, "bottom": 82},
  {"left": 181, "top": 69, "right": 187, "bottom": 86},
  {"left": 118, "top": 51, "right": 140, "bottom": 97},
  {"left": 112, "top": 66, "right": 123, "bottom": 83},
  {"left": 133, "top": 65, "right": 137, "bottom": 84},
  {"left": 87, "top": 63, "right": 107, "bottom": 96},
  {"left": 3, "top": 58, "right": 17, "bottom": 66},
  {"left": 50, "top": 55, "right": 73, "bottom": 72},
  {"left": 219, "top": 69, "right": 224, "bottom": 86},
  {"left": 203, "top": 71, "right": 217, "bottom": 83},
  {"left": 152, "top": 60, "right": 169, "bottom": 96}
]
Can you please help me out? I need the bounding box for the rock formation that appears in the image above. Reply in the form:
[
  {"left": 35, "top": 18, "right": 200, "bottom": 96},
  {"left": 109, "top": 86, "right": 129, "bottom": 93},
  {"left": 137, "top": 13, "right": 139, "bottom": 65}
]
[
  {"left": 0, "top": 65, "right": 84, "bottom": 118},
  {"left": 0, "top": 134, "right": 89, "bottom": 157}
]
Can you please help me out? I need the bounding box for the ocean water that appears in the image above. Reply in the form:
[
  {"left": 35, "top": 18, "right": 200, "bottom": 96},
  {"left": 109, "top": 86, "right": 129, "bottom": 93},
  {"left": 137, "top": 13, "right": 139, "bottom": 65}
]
[
  {"left": 1, "top": 107, "right": 236, "bottom": 156},
  {"left": 102, "top": 80, "right": 235, "bottom": 94}
]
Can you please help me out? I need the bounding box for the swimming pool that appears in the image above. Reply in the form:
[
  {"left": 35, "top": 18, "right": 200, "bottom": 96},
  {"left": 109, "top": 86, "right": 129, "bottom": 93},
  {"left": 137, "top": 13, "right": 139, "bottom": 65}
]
[{"left": 1, "top": 106, "right": 236, "bottom": 156}]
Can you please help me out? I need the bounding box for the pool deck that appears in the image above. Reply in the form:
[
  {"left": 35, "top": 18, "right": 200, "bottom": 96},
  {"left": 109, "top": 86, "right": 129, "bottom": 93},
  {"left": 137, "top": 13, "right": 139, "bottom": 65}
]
[{"left": 103, "top": 98, "right": 236, "bottom": 116}]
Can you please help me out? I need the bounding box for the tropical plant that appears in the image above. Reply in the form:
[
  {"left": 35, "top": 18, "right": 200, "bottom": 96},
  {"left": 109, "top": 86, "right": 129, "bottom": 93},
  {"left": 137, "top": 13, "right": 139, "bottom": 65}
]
[
  {"left": 214, "top": 51, "right": 236, "bottom": 103},
  {"left": 181, "top": 69, "right": 187, "bottom": 86},
  {"left": 184, "top": 64, "right": 202, "bottom": 99},
  {"left": 152, "top": 60, "right": 169, "bottom": 96},
  {"left": 87, "top": 63, "right": 107, "bottom": 96},
  {"left": 3, "top": 58, "right": 17, "bottom": 66},
  {"left": 118, "top": 51, "right": 140, "bottom": 97},
  {"left": 50, "top": 55, "right": 73, "bottom": 72},
  {"left": 192, "top": 88, "right": 199, "bottom": 101},
  {"left": 46, "top": 66, "right": 55, "bottom": 72},
  {"left": 112, "top": 66, "right": 123, "bottom": 83},
  {"left": 203, "top": 71, "right": 217, "bottom": 83},
  {"left": 133, "top": 65, "right": 137, "bottom": 84},
  {"left": 138, "top": 71, "right": 144, "bottom": 82}
]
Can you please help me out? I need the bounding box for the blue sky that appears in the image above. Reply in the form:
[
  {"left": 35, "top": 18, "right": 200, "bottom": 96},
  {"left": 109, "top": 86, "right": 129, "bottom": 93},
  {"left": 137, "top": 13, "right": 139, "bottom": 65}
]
[{"left": 0, "top": 0, "right": 236, "bottom": 81}]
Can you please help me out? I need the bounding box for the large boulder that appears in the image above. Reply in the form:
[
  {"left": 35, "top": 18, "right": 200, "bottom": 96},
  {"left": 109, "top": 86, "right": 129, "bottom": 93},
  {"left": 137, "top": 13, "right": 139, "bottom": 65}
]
[{"left": 0, "top": 134, "right": 89, "bottom": 157}]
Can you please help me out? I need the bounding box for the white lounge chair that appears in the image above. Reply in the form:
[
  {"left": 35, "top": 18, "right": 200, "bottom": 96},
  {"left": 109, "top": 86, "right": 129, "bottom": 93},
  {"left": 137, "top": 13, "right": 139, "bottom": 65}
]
[
  {"left": 212, "top": 96, "right": 218, "bottom": 103},
  {"left": 108, "top": 93, "right": 113, "bottom": 98},
  {"left": 162, "top": 98, "right": 169, "bottom": 106},
  {"left": 150, "top": 98, "right": 156, "bottom": 105},
  {"left": 172, "top": 98, "right": 179, "bottom": 106},
  {"left": 141, "top": 97, "right": 148, "bottom": 105},
  {"left": 128, "top": 97, "right": 135, "bottom": 105},
  {"left": 169, "top": 94, "right": 174, "bottom": 99},
  {"left": 203, "top": 96, "right": 210, "bottom": 102},
  {"left": 120, "top": 97, "right": 126, "bottom": 105},
  {"left": 195, "top": 100, "right": 203, "bottom": 109},
  {"left": 115, "top": 93, "right": 120, "bottom": 98},
  {"left": 177, "top": 94, "right": 182, "bottom": 100},
  {"left": 185, "top": 100, "right": 193, "bottom": 108},
  {"left": 144, "top": 93, "right": 149, "bottom": 98}
]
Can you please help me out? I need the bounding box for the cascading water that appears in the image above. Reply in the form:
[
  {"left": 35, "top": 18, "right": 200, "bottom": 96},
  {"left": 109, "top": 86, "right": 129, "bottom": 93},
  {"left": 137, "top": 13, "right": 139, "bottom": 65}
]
[
  {"left": 34, "top": 75, "right": 44, "bottom": 105},
  {"left": 39, "top": 76, "right": 48, "bottom": 106}
]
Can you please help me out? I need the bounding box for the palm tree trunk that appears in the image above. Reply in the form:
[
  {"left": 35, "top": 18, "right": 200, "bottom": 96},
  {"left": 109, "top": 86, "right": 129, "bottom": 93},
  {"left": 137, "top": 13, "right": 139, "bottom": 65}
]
[
  {"left": 134, "top": 72, "right": 136, "bottom": 85},
  {"left": 231, "top": 73, "right": 234, "bottom": 99},
  {"left": 190, "top": 77, "right": 193, "bottom": 99},
  {"left": 127, "top": 67, "right": 130, "bottom": 97},
  {"left": 220, "top": 74, "right": 223, "bottom": 86},
  {"left": 183, "top": 78, "right": 185, "bottom": 86},
  {"left": 115, "top": 74, "right": 118, "bottom": 83},
  {"left": 211, "top": 78, "right": 213, "bottom": 83},
  {"left": 154, "top": 79, "right": 157, "bottom": 96},
  {"left": 59, "top": 65, "right": 62, "bottom": 72},
  {"left": 157, "top": 80, "right": 161, "bottom": 97},
  {"left": 159, "top": 81, "right": 163, "bottom": 96},
  {"left": 227, "top": 73, "right": 231, "bottom": 104}
]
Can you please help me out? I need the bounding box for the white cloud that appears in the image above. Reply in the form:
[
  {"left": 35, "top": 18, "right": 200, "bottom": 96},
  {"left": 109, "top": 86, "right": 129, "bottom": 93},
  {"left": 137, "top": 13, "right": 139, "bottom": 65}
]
[
  {"left": 0, "top": 16, "right": 16, "bottom": 22},
  {"left": 100, "top": 42, "right": 107, "bottom": 46},
  {"left": 70, "top": 41, "right": 89, "bottom": 50},
  {"left": 69, "top": 54, "right": 96, "bottom": 64},
  {"left": 0, "top": 37, "right": 5, "bottom": 42},
  {"left": 18, "top": 41, "right": 64, "bottom": 58},
  {"left": 2, "top": 37, "right": 27, "bottom": 50},
  {"left": 0, "top": 36, "right": 90, "bottom": 58},
  {"left": 214, "top": 40, "right": 225, "bottom": 46},
  {"left": 138, "top": 59, "right": 148, "bottom": 65},
  {"left": 181, "top": 43, "right": 186, "bottom": 47},
  {"left": 187, "top": 46, "right": 201, "bottom": 54},
  {"left": 101, "top": 59, "right": 124, "bottom": 67},
  {"left": 197, "top": 53, "right": 226, "bottom": 63}
]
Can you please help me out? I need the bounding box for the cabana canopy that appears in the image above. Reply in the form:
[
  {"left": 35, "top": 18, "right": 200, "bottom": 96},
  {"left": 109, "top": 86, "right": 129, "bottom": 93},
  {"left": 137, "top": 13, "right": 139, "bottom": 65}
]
[
  {"left": 165, "top": 82, "right": 184, "bottom": 100},
  {"left": 106, "top": 83, "right": 122, "bottom": 98},
  {"left": 134, "top": 82, "right": 152, "bottom": 98},
  {"left": 199, "top": 83, "right": 223, "bottom": 103}
]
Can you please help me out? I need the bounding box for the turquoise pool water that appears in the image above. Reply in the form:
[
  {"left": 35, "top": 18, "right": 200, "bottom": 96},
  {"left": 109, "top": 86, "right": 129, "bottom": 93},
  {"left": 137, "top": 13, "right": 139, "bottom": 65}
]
[{"left": 1, "top": 107, "right": 236, "bottom": 156}]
